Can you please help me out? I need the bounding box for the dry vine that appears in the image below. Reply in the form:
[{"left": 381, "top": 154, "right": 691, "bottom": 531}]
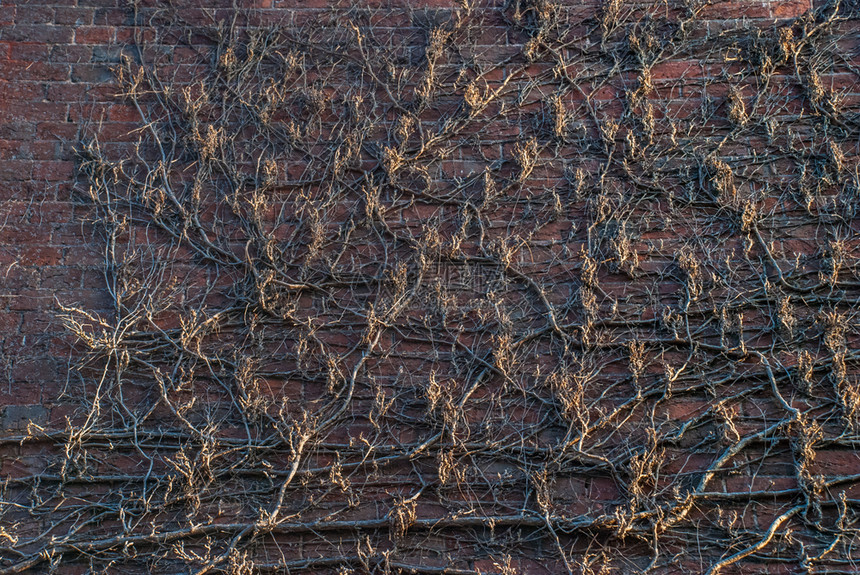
[{"left": 3, "top": 0, "right": 860, "bottom": 573}]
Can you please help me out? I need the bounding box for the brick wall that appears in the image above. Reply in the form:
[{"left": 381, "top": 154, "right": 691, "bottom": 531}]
[{"left": 1, "top": 0, "right": 860, "bottom": 573}]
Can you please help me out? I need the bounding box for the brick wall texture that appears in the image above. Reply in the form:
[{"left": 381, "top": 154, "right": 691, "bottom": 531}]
[{"left": 2, "top": 0, "right": 860, "bottom": 573}]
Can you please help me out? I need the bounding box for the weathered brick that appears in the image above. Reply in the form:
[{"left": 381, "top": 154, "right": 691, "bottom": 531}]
[
  {"left": 1, "top": 24, "right": 74, "bottom": 44},
  {"left": 54, "top": 7, "right": 96, "bottom": 26},
  {"left": 1, "top": 404, "right": 48, "bottom": 430}
]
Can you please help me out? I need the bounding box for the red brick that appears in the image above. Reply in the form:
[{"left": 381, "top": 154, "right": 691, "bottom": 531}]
[
  {"left": 771, "top": 0, "right": 812, "bottom": 18},
  {"left": 1, "top": 24, "right": 74, "bottom": 44},
  {"left": 93, "top": 7, "right": 132, "bottom": 26},
  {"left": 1, "top": 60, "right": 70, "bottom": 82},
  {"left": 74, "top": 25, "right": 115, "bottom": 44},
  {"left": 8, "top": 42, "right": 51, "bottom": 61},
  {"left": 13, "top": 6, "right": 54, "bottom": 25},
  {"left": 813, "top": 450, "right": 860, "bottom": 475},
  {"left": 31, "top": 160, "right": 75, "bottom": 182},
  {"left": 18, "top": 246, "right": 63, "bottom": 266},
  {"left": 54, "top": 7, "right": 96, "bottom": 26}
]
